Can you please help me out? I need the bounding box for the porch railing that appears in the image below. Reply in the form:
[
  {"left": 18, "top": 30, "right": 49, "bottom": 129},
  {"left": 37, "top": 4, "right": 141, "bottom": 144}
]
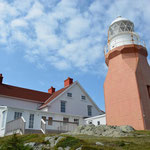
[
  {"left": 41, "top": 119, "right": 78, "bottom": 134},
  {"left": 41, "top": 119, "right": 46, "bottom": 134},
  {"left": 5, "top": 117, "right": 26, "bottom": 135}
]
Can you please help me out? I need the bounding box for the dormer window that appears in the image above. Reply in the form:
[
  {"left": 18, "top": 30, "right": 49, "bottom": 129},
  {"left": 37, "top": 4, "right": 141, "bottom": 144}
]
[
  {"left": 67, "top": 93, "right": 72, "bottom": 97},
  {"left": 81, "top": 95, "right": 86, "bottom": 100}
]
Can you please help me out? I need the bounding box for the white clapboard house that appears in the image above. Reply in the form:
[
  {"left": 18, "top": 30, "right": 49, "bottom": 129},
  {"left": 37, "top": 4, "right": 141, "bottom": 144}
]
[{"left": 0, "top": 74, "right": 104, "bottom": 136}]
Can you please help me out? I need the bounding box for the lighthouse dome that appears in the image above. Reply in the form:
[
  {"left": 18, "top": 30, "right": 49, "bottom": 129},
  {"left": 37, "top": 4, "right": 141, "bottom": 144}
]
[
  {"left": 108, "top": 16, "right": 134, "bottom": 40},
  {"left": 104, "top": 16, "right": 141, "bottom": 52},
  {"left": 110, "top": 16, "right": 130, "bottom": 25}
]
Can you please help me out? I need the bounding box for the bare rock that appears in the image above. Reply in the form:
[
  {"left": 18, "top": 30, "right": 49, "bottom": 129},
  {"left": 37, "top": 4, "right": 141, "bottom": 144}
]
[
  {"left": 24, "top": 142, "right": 35, "bottom": 147},
  {"left": 67, "top": 125, "right": 135, "bottom": 137},
  {"left": 58, "top": 147, "right": 64, "bottom": 150},
  {"left": 96, "top": 142, "right": 104, "bottom": 146},
  {"left": 64, "top": 146, "right": 71, "bottom": 150}
]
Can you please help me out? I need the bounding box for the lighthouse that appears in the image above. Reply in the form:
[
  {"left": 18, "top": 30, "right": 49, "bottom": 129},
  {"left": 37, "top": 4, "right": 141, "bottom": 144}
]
[{"left": 104, "top": 16, "right": 150, "bottom": 130}]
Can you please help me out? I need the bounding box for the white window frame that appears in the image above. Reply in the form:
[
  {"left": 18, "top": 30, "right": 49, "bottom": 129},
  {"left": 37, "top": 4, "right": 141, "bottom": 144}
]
[
  {"left": 61, "top": 101, "right": 66, "bottom": 113},
  {"left": 14, "top": 112, "right": 22, "bottom": 120},
  {"left": 81, "top": 95, "right": 86, "bottom": 100},
  {"left": 87, "top": 105, "right": 92, "bottom": 116},
  {"left": 29, "top": 114, "right": 34, "bottom": 128},
  {"left": 67, "top": 92, "right": 72, "bottom": 98}
]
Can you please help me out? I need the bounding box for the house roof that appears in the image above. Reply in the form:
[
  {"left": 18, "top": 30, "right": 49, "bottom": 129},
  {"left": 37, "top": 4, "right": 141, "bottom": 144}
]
[
  {"left": 0, "top": 84, "right": 51, "bottom": 103},
  {"left": 39, "top": 85, "right": 70, "bottom": 109},
  {"left": 0, "top": 82, "right": 72, "bottom": 105}
]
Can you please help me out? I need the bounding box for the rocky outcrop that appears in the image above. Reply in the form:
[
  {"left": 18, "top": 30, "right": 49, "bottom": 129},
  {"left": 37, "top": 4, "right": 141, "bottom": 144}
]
[
  {"left": 24, "top": 136, "right": 78, "bottom": 150},
  {"left": 66, "top": 125, "right": 135, "bottom": 137},
  {"left": 24, "top": 125, "right": 135, "bottom": 149}
]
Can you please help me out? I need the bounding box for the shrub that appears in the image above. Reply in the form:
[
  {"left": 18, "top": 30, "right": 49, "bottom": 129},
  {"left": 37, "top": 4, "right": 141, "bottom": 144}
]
[
  {"left": 1, "top": 134, "right": 32, "bottom": 150},
  {"left": 55, "top": 136, "right": 82, "bottom": 149}
]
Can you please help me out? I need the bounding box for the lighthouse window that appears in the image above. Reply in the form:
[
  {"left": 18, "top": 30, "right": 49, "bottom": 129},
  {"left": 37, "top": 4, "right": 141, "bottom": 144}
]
[{"left": 147, "top": 85, "right": 150, "bottom": 98}]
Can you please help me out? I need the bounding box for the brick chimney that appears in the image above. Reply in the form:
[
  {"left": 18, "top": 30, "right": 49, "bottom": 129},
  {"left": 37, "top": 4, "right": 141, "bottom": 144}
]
[
  {"left": 0, "top": 74, "right": 3, "bottom": 84},
  {"left": 48, "top": 86, "right": 55, "bottom": 94},
  {"left": 64, "top": 77, "right": 73, "bottom": 87}
]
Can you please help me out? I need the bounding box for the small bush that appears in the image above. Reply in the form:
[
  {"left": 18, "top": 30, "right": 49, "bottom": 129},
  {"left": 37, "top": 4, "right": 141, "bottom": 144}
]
[
  {"left": 118, "top": 141, "right": 125, "bottom": 147},
  {"left": 55, "top": 136, "right": 82, "bottom": 149},
  {"left": 1, "top": 134, "right": 32, "bottom": 150}
]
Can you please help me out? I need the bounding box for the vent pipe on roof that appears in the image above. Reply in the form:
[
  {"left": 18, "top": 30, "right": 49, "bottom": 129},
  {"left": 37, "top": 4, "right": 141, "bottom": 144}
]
[
  {"left": 64, "top": 77, "right": 73, "bottom": 87},
  {"left": 0, "top": 74, "right": 3, "bottom": 84},
  {"left": 48, "top": 86, "right": 55, "bottom": 94}
]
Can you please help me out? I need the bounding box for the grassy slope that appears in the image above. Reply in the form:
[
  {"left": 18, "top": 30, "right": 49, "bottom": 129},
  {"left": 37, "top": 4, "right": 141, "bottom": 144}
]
[{"left": 0, "top": 130, "right": 150, "bottom": 150}]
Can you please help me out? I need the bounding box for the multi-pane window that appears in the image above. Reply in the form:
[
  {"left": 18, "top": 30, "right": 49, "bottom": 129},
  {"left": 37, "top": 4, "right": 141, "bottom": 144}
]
[
  {"left": 61, "top": 101, "right": 66, "bottom": 113},
  {"left": 67, "top": 93, "right": 72, "bottom": 97},
  {"left": 48, "top": 117, "right": 53, "bottom": 125},
  {"left": 29, "top": 114, "right": 34, "bottom": 128},
  {"left": 14, "top": 112, "right": 22, "bottom": 120},
  {"left": 1, "top": 111, "right": 6, "bottom": 128},
  {"left": 74, "top": 119, "right": 79, "bottom": 125},
  {"left": 87, "top": 105, "right": 92, "bottom": 116},
  {"left": 63, "top": 117, "right": 69, "bottom": 123},
  {"left": 81, "top": 95, "right": 86, "bottom": 100}
]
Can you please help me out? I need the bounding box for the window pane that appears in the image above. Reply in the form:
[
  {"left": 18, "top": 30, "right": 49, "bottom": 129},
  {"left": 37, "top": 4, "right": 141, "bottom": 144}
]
[
  {"left": 81, "top": 95, "right": 86, "bottom": 100},
  {"left": 61, "top": 101, "right": 66, "bottom": 112},
  {"left": 14, "top": 112, "right": 22, "bottom": 120},
  {"left": 29, "top": 114, "right": 34, "bottom": 128},
  {"left": 48, "top": 117, "right": 53, "bottom": 125},
  {"left": 87, "top": 105, "right": 92, "bottom": 116},
  {"left": 63, "top": 117, "right": 69, "bottom": 123},
  {"left": 67, "top": 93, "right": 72, "bottom": 97}
]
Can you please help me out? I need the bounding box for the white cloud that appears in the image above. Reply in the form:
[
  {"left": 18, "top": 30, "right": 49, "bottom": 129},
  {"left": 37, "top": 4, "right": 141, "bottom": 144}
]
[
  {"left": 11, "top": 19, "right": 28, "bottom": 27},
  {"left": 25, "top": 1, "right": 44, "bottom": 19},
  {"left": 0, "top": 0, "right": 150, "bottom": 75},
  {"left": 66, "top": 16, "right": 90, "bottom": 40}
]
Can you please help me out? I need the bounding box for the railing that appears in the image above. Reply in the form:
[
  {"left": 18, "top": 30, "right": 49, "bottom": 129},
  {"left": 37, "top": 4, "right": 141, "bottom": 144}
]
[
  {"left": 104, "top": 39, "right": 146, "bottom": 55},
  {"left": 5, "top": 117, "right": 26, "bottom": 135},
  {"left": 58, "top": 121, "right": 78, "bottom": 132},
  {"left": 41, "top": 119, "right": 78, "bottom": 134},
  {"left": 41, "top": 119, "right": 46, "bottom": 134}
]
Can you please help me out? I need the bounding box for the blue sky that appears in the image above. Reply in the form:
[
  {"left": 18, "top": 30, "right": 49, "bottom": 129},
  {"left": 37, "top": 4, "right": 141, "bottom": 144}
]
[{"left": 0, "top": 0, "right": 150, "bottom": 111}]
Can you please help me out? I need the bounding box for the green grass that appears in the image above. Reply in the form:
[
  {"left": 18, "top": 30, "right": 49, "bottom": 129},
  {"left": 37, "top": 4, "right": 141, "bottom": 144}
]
[
  {"left": 0, "top": 130, "right": 150, "bottom": 150},
  {"left": 55, "top": 136, "right": 83, "bottom": 149}
]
